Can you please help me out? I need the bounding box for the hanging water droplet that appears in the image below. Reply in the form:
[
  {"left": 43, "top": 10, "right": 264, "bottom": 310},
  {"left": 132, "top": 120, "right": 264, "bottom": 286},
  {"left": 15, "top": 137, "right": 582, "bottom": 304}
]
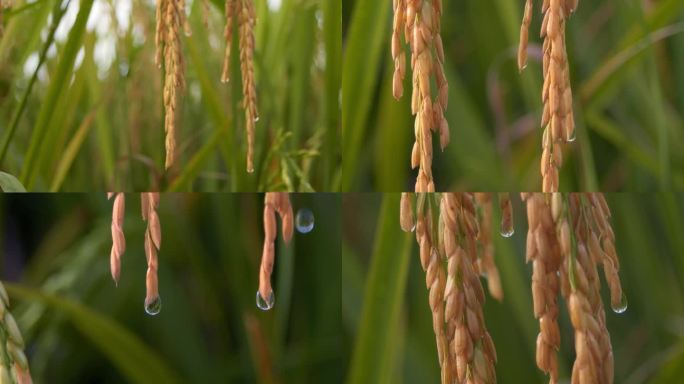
[
  {"left": 611, "top": 292, "right": 628, "bottom": 314},
  {"left": 145, "top": 296, "right": 162, "bottom": 316},
  {"left": 256, "top": 290, "right": 275, "bottom": 311},
  {"left": 254, "top": 116, "right": 260, "bottom": 122},
  {"left": 500, "top": 222, "right": 514, "bottom": 238},
  {"left": 246, "top": 166, "right": 255, "bottom": 174},
  {"left": 566, "top": 130, "right": 577, "bottom": 142},
  {"left": 296, "top": 209, "right": 314, "bottom": 234}
]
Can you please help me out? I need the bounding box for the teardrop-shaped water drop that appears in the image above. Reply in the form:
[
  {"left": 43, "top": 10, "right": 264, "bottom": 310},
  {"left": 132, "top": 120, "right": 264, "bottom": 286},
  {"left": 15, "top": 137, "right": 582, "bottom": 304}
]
[
  {"left": 296, "top": 209, "right": 314, "bottom": 234},
  {"left": 500, "top": 222, "right": 514, "bottom": 238},
  {"left": 256, "top": 290, "right": 275, "bottom": 311},
  {"left": 612, "top": 292, "right": 628, "bottom": 314},
  {"left": 145, "top": 296, "right": 162, "bottom": 316},
  {"left": 246, "top": 166, "right": 255, "bottom": 174},
  {"left": 254, "top": 116, "right": 260, "bottom": 123},
  {"left": 566, "top": 129, "right": 577, "bottom": 142}
]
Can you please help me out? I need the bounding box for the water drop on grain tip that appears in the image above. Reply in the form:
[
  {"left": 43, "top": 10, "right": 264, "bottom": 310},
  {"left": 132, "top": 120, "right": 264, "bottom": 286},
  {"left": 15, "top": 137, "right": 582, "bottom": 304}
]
[
  {"left": 500, "top": 224, "right": 514, "bottom": 238},
  {"left": 295, "top": 209, "right": 315, "bottom": 234},
  {"left": 566, "top": 130, "right": 577, "bottom": 143},
  {"left": 256, "top": 290, "right": 275, "bottom": 311},
  {"left": 145, "top": 296, "right": 162, "bottom": 316},
  {"left": 612, "top": 292, "right": 628, "bottom": 314}
]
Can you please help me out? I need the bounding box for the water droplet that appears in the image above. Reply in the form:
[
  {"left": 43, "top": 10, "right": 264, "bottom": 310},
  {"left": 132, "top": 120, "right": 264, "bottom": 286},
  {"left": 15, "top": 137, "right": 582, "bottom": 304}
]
[
  {"left": 500, "top": 223, "right": 514, "bottom": 238},
  {"left": 612, "top": 292, "right": 628, "bottom": 314},
  {"left": 256, "top": 290, "right": 275, "bottom": 311},
  {"left": 296, "top": 209, "right": 315, "bottom": 234},
  {"left": 254, "top": 116, "right": 260, "bottom": 122},
  {"left": 410, "top": 224, "right": 416, "bottom": 232},
  {"left": 145, "top": 296, "right": 162, "bottom": 316},
  {"left": 520, "top": 63, "right": 527, "bottom": 71},
  {"left": 566, "top": 130, "right": 577, "bottom": 142},
  {"left": 246, "top": 166, "right": 255, "bottom": 174}
]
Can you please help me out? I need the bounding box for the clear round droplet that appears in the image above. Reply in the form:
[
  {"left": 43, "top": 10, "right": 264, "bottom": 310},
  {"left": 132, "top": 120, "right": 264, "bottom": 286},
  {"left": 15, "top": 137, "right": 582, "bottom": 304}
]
[
  {"left": 246, "top": 166, "right": 255, "bottom": 174},
  {"left": 612, "top": 292, "right": 628, "bottom": 314},
  {"left": 566, "top": 130, "right": 577, "bottom": 142},
  {"left": 145, "top": 296, "right": 162, "bottom": 316},
  {"left": 296, "top": 209, "right": 315, "bottom": 234},
  {"left": 256, "top": 290, "right": 275, "bottom": 311}
]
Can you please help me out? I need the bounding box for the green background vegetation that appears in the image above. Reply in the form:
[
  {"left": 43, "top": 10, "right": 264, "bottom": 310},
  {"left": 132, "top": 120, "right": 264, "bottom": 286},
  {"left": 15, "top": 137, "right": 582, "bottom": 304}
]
[
  {"left": 344, "top": 193, "right": 684, "bottom": 383},
  {"left": 0, "top": 193, "right": 341, "bottom": 382},
  {"left": 0, "top": 0, "right": 341, "bottom": 192},
  {"left": 343, "top": 0, "right": 684, "bottom": 191}
]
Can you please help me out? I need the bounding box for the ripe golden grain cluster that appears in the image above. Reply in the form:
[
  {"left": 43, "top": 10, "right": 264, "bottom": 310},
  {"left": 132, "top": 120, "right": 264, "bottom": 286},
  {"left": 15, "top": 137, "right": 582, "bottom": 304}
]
[
  {"left": 522, "top": 193, "right": 624, "bottom": 384},
  {"left": 258, "top": 193, "right": 293, "bottom": 306},
  {"left": 401, "top": 193, "right": 509, "bottom": 383},
  {"left": 393, "top": 0, "right": 449, "bottom": 192},
  {"left": 155, "top": 0, "right": 187, "bottom": 170},
  {"left": 518, "top": 0, "right": 578, "bottom": 192},
  {"left": 222, "top": 0, "right": 258, "bottom": 173},
  {"left": 142, "top": 193, "right": 162, "bottom": 311},
  {"left": 0, "top": 283, "right": 31, "bottom": 384},
  {"left": 108, "top": 193, "right": 162, "bottom": 312}
]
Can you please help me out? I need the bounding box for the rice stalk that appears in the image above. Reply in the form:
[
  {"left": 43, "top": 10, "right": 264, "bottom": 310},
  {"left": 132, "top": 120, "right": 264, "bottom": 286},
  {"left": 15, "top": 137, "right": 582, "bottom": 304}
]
[
  {"left": 0, "top": 282, "right": 32, "bottom": 384},
  {"left": 258, "top": 192, "right": 293, "bottom": 309},
  {"left": 518, "top": 0, "right": 578, "bottom": 192},
  {"left": 222, "top": 0, "right": 258, "bottom": 173},
  {"left": 392, "top": 0, "right": 449, "bottom": 192}
]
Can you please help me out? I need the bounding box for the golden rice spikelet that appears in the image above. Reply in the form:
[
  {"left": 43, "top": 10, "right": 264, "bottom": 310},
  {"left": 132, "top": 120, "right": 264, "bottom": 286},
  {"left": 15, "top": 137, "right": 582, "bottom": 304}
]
[
  {"left": 522, "top": 193, "right": 622, "bottom": 384},
  {"left": 518, "top": 0, "right": 578, "bottom": 192},
  {"left": 474, "top": 193, "right": 503, "bottom": 301},
  {"left": 155, "top": 0, "right": 186, "bottom": 170},
  {"left": 441, "top": 193, "right": 497, "bottom": 384},
  {"left": 142, "top": 193, "right": 162, "bottom": 311},
  {"left": 0, "top": 282, "right": 32, "bottom": 384},
  {"left": 402, "top": 193, "right": 504, "bottom": 383},
  {"left": 258, "top": 193, "right": 293, "bottom": 306},
  {"left": 392, "top": 0, "right": 449, "bottom": 192},
  {"left": 222, "top": 0, "right": 258, "bottom": 173},
  {"left": 109, "top": 193, "right": 126, "bottom": 285}
]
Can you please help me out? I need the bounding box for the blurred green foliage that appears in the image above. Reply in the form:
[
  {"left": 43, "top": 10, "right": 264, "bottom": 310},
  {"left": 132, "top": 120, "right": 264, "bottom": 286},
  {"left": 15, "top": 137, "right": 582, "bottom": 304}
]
[
  {"left": 342, "top": 0, "right": 684, "bottom": 191},
  {"left": 0, "top": 193, "right": 341, "bottom": 383},
  {"left": 0, "top": 0, "right": 341, "bottom": 192},
  {"left": 344, "top": 193, "right": 684, "bottom": 383}
]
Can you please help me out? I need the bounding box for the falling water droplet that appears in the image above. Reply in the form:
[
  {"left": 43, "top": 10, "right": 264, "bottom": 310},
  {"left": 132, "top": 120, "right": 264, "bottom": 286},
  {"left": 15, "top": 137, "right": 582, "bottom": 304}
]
[
  {"left": 611, "top": 292, "right": 628, "bottom": 314},
  {"left": 296, "top": 209, "right": 314, "bottom": 234},
  {"left": 145, "top": 296, "right": 162, "bottom": 316},
  {"left": 256, "top": 290, "right": 275, "bottom": 311}
]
